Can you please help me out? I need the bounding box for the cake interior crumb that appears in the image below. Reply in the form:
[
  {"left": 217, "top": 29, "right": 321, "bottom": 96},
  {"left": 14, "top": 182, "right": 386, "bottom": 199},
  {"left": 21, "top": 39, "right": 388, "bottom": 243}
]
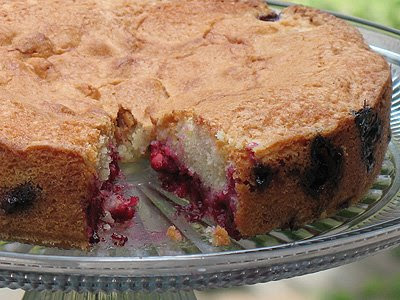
[
  {"left": 158, "top": 117, "right": 228, "bottom": 192},
  {"left": 98, "top": 135, "right": 113, "bottom": 181},
  {"left": 117, "top": 124, "right": 152, "bottom": 162},
  {"left": 115, "top": 108, "right": 152, "bottom": 162}
]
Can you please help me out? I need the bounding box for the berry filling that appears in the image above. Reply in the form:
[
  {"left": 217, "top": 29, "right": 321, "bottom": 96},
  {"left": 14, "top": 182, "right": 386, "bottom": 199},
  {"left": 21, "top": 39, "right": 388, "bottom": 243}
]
[
  {"left": 87, "top": 146, "right": 138, "bottom": 244},
  {"left": 104, "top": 194, "right": 138, "bottom": 223},
  {"left": 150, "top": 141, "right": 240, "bottom": 239},
  {"left": 111, "top": 232, "right": 128, "bottom": 247}
]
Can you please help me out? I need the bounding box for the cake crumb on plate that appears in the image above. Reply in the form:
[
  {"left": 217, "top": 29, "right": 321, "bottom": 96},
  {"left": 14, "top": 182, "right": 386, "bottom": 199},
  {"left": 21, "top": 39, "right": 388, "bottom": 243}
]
[
  {"left": 166, "top": 225, "right": 183, "bottom": 242},
  {"left": 207, "top": 225, "right": 231, "bottom": 247}
]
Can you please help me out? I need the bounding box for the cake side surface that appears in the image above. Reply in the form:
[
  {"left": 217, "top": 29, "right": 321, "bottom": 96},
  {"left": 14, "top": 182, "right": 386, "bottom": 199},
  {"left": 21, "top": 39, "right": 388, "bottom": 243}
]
[
  {"left": 0, "top": 101, "right": 129, "bottom": 249},
  {"left": 0, "top": 57, "right": 117, "bottom": 248},
  {"left": 0, "top": 143, "right": 95, "bottom": 249},
  {"left": 234, "top": 79, "right": 392, "bottom": 235}
]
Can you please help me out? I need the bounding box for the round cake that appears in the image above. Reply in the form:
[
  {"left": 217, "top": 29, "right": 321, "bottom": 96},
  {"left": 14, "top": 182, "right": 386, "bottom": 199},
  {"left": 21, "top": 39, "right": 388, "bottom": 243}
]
[{"left": 0, "top": 0, "right": 391, "bottom": 249}]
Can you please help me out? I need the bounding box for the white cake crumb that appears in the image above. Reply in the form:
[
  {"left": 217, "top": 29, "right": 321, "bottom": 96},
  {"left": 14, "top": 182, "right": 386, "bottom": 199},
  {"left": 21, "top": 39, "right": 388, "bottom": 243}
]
[
  {"left": 97, "top": 135, "right": 112, "bottom": 181},
  {"left": 118, "top": 125, "right": 151, "bottom": 162},
  {"left": 164, "top": 117, "right": 228, "bottom": 192}
]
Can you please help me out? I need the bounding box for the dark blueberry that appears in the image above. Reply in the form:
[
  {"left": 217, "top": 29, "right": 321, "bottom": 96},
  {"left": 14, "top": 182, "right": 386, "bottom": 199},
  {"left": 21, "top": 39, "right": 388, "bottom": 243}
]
[
  {"left": 303, "top": 136, "right": 343, "bottom": 198},
  {"left": 258, "top": 11, "right": 280, "bottom": 22},
  {"left": 252, "top": 163, "right": 273, "bottom": 191},
  {"left": 353, "top": 105, "right": 382, "bottom": 173},
  {"left": 337, "top": 197, "right": 352, "bottom": 210},
  {"left": 1, "top": 182, "right": 41, "bottom": 214}
]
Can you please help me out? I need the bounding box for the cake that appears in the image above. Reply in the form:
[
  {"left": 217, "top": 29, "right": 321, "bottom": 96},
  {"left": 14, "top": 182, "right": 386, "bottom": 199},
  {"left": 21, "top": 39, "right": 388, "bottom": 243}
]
[{"left": 0, "top": 0, "right": 391, "bottom": 249}]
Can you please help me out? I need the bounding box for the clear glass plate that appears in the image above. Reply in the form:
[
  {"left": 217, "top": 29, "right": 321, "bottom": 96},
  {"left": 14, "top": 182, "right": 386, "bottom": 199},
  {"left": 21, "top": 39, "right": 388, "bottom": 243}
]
[{"left": 1, "top": 1, "right": 400, "bottom": 294}]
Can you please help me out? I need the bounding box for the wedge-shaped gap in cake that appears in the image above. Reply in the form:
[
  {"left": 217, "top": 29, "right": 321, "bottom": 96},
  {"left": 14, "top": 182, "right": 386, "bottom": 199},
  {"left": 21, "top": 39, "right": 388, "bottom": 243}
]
[{"left": 114, "top": 107, "right": 152, "bottom": 162}]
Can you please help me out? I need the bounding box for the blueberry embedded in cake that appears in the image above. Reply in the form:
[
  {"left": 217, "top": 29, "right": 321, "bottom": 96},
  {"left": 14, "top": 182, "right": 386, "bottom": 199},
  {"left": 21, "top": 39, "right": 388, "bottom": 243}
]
[
  {"left": 258, "top": 11, "right": 280, "bottom": 22},
  {"left": 0, "top": 0, "right": 392, "bottom": 249},
  {"left": 302, "top": 136, "right": 344, "bottom": 199},
  {"left": 353, "top": 105, "right": 383, "bottom": 173},
  {"left": 251, "top": 163, "right": 274, "bottom": 192},
  {"left": 0, "top": 183, "right": 41, "bottom": 214}
]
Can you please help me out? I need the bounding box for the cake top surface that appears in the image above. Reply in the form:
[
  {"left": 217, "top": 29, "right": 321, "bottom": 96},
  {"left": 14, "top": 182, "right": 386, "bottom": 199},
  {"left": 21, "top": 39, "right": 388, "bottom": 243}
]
[
  {"left": 0, "top": 0, "right": 390, "bottom": 162},
  {"left": 155, "top": 5, "right": 390, "bottom": 151},
  {"left": 0, "top": 0, "right": 269, "bottom": 156}
]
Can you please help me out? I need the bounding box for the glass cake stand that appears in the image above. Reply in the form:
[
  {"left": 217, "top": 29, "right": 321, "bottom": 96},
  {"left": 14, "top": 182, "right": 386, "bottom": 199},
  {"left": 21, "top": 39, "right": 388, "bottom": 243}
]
[{"left": 2, "top": 2, "right": 400, "bottom": 299}]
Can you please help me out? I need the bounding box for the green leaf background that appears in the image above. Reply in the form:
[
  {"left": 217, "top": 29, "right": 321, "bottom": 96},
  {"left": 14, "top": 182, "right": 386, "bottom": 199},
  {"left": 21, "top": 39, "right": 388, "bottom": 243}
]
[{"left": 292, "top": 0, "right": 400, "bottom": 29}]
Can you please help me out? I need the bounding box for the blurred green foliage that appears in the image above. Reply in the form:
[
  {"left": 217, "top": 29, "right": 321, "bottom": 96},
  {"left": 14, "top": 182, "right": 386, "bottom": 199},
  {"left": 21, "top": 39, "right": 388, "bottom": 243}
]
[
  {"left": 323, "top": 290, "right": 353, "bottom": 300},
  {"left": 291, "top": 0, "right": 400, "bottom": 29},
  {"left": 322, "top": 274, "right": 400, "bottom": 300}
]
